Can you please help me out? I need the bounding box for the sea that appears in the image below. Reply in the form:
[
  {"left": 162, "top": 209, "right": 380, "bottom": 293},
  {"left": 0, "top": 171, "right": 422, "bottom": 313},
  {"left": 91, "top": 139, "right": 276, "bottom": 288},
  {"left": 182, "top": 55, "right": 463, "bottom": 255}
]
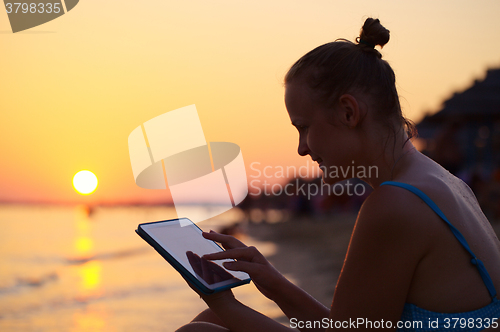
[{"left": 0, "top": 204, "right": 282, "bottom": 332}]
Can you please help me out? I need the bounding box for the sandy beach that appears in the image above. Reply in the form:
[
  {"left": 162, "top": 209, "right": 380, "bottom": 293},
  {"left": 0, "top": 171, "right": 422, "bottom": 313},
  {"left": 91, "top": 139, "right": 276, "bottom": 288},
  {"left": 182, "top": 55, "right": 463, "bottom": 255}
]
[
  {"left": 235, "top": 213, "right": 357, "bottom": 326},
  {"left": 245, "top": 214, "right": 356, "bottom": 307}
]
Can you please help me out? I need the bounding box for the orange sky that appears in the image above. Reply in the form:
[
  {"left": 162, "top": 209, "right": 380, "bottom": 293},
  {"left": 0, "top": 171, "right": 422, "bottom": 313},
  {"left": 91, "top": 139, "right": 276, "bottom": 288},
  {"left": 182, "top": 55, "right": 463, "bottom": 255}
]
[{"left": 1, "top": 0, "right": 500, "bottom": 204}]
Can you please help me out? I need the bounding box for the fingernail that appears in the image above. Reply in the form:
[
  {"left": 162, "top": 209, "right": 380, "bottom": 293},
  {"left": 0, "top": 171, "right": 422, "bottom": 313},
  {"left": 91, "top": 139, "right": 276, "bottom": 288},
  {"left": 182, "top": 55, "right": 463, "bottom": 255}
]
[{"left": 209, "top": 230, "right": 215, "bottom": 233}]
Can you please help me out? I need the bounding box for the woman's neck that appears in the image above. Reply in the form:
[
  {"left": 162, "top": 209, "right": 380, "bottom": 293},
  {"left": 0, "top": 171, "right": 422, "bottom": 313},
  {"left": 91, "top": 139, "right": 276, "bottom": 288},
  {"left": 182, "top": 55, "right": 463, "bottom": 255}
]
[{"left": 362, "top": 128, "right": 418, "bottom": 188}]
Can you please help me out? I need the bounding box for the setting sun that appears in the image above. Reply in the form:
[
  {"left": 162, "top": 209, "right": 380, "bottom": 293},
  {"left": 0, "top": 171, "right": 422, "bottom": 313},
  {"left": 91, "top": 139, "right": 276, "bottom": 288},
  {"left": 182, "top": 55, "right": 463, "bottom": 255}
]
[{"left": 73, "top": 171, "right": 98, "bottom": 195}]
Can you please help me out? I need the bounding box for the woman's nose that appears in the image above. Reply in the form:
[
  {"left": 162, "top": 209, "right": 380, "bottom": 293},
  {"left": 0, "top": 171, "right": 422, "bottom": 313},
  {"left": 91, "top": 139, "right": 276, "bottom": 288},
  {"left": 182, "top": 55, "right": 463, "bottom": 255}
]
[{"left": 298, "top": 137, "right": 310, "bottom": 156}]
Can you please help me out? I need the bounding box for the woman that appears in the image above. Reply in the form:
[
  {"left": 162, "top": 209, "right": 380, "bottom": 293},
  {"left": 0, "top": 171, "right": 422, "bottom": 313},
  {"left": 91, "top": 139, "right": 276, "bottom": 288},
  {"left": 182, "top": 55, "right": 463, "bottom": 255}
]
[{"left": 177, "top": 18, "right": 500, "bottom": 331}]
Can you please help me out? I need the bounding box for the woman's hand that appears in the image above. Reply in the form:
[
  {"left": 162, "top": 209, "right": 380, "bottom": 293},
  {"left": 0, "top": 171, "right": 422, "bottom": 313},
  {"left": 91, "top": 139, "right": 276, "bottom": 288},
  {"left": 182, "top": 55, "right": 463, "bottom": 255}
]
[
  {"left": 186, "top": 251, "right": 236, "bottom": 285},
  {"left": 200, "top": 231, "right": 330, "bottom": 329},
  {"left": 179, "top": 258, "right": 236, "bottom": 305},
  {"left": 201, "top": 231, "right": 288, "bottom": 302}
]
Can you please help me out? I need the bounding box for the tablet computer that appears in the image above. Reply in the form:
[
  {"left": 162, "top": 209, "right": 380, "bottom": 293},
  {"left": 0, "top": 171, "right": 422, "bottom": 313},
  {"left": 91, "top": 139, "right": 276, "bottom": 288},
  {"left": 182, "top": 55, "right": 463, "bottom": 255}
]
[{"left": 136, "top": 218, "right": 251, "bottom": 294}]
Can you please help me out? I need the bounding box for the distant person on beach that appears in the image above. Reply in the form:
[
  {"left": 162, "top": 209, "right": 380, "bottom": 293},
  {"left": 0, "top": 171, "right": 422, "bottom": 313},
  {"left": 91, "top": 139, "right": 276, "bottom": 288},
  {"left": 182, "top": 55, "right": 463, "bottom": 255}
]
[{"left": 177, "top": 18, "right": 500, "bottom": 331}]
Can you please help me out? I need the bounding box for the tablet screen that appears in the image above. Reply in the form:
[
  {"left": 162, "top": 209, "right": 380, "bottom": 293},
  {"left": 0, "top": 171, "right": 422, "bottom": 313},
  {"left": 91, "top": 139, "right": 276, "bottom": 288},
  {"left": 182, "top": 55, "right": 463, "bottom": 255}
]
[{"left": 139, "top": 218, "right": 250, "bottom": 290}]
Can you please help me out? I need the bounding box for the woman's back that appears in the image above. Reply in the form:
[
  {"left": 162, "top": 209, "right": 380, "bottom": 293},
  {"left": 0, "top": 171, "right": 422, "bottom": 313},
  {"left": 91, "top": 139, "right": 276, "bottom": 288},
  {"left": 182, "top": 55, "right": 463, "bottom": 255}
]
[{"left": 385, "top": 149, "right": 500, "bottom": 314}]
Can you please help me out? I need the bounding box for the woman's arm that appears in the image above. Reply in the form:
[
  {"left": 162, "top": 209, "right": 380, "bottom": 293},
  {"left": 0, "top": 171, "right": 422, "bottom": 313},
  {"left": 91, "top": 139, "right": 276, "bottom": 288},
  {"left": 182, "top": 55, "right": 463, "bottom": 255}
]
[
  {"left": 264, "top": 273, "right": 330, "bottom": 327},
  {"left": 327, "top": 186, "right": 429, "bottom": 330}
]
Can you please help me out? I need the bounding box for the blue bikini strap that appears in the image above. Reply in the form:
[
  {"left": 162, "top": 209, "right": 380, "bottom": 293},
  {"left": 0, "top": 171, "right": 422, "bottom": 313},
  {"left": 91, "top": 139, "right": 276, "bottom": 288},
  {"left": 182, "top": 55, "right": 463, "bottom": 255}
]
[{"left": 380, "top": 181, "right": 498, "bottom": 301}]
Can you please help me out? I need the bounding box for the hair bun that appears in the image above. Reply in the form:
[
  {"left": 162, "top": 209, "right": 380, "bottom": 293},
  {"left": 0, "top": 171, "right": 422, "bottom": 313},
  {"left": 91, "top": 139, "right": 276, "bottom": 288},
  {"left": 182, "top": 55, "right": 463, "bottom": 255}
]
[{"left": 358, "top": 18, "right": 390, "bottom": 49}]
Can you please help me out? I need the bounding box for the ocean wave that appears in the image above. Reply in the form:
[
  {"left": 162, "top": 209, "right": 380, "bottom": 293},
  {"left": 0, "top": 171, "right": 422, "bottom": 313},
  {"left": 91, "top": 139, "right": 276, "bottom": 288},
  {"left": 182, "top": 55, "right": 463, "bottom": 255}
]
[
  {"left": 0, "top": 272, "right": 58, "bottom": 295},
  {"left": 65, "top": 246, "right": 150, "bottom": 265}
]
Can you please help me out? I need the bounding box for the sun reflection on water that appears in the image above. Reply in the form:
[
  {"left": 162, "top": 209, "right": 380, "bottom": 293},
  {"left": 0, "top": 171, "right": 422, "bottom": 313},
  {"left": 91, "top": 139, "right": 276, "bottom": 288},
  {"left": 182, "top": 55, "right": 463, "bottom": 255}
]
[
  {"left": 71, "top": 306, "right": 114, "bottom": 332},
  {"left": 71, "top": 205, "right": 109, "bottom": 331},
  {"left": 79, "top": 261, "right": 102, "bottom": 294},
  {"left": 75, "top": 236, "right": 93, "bottom": 254}
]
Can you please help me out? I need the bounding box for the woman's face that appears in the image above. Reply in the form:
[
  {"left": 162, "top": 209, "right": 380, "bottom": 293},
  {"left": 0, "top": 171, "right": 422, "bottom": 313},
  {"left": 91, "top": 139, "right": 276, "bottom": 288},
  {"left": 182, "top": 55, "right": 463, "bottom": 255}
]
[{"left": 285, "top": 82, "right": 359, "bottom": 184}]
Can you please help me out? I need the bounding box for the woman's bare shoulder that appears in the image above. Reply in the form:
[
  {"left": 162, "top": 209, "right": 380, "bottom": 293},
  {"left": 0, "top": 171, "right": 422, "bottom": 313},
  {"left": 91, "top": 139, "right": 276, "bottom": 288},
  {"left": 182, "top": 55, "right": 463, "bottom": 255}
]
[
  {"left": 347, "top": 183, "right": 442, "bottom": 265},
  {"left": 354, "top": 174, "right": 486, "bottom": 259},
  {"left": 358, "top": 183, "right": 440, "bottom": 233}
]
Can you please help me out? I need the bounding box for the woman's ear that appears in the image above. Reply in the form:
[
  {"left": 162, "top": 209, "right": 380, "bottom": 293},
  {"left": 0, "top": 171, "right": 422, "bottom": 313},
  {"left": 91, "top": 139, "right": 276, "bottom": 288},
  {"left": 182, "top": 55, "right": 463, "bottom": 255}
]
[{"left": 338, "top": 94, "right": 362, "bottom": 128}]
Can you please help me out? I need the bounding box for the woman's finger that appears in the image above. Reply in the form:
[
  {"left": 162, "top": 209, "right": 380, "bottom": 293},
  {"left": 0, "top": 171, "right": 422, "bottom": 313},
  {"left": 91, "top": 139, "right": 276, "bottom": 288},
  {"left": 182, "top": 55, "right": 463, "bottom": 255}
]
[
  {"left": 222, "top": 260, "right": 261, "bottom": 275},
  {"left": 186, "top": 251, "right": 203, "bottom": 277},
  {"left": 203, "top": 246, "right": 264, "bottom": 262},
  {"left": 201, "top": 255, "right": 214, "bottom": 284},
  {"left": 202, "top": 231, "right": 247, "bottom": 249}
]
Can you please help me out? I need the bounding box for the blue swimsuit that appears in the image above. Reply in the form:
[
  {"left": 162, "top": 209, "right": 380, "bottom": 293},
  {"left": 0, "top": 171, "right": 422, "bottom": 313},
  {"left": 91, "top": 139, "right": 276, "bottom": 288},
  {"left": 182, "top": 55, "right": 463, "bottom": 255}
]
[{"left": 380, "top": 181, "right": 500, "bottom": 332}]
